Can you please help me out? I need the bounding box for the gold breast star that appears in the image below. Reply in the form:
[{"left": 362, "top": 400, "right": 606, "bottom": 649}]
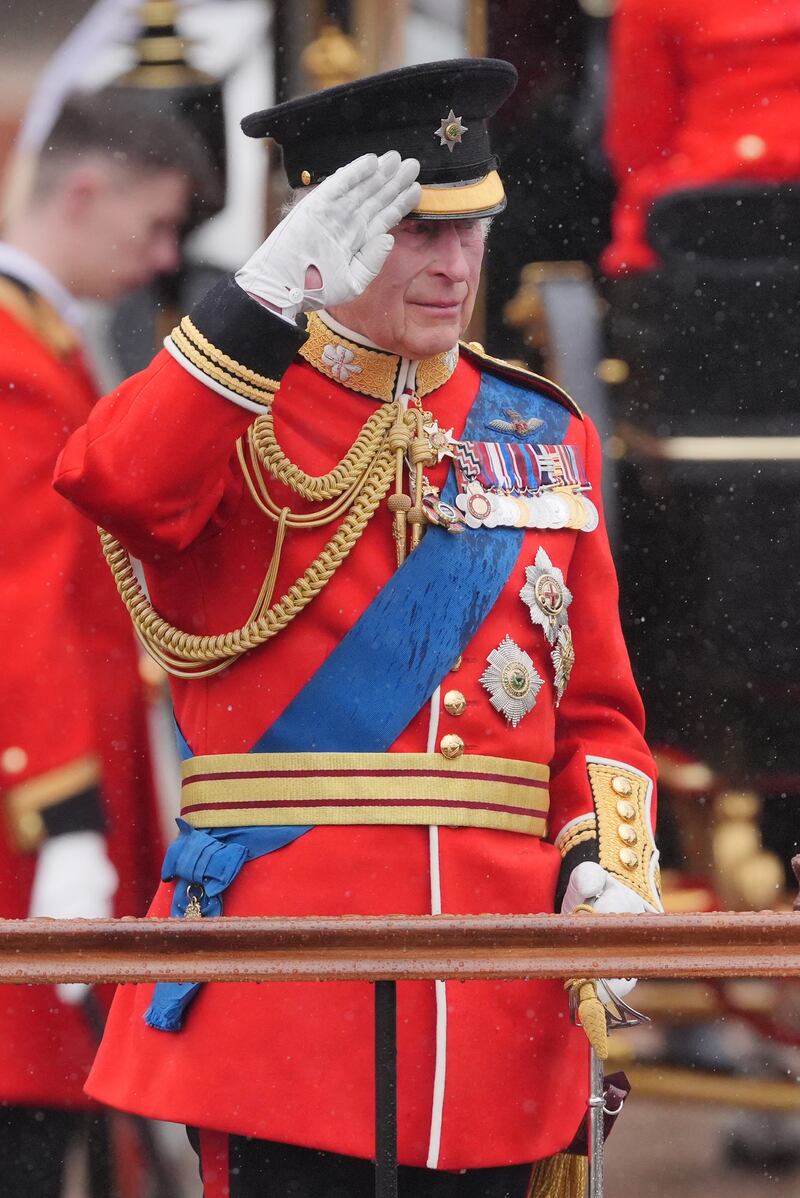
[{"left": 435, "top": 109, "right": 468, "bottom": 152}]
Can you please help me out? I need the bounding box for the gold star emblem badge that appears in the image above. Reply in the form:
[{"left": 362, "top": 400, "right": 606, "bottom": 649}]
[{"left": 434, "top": 109, "right": 468, "bottom": 152}]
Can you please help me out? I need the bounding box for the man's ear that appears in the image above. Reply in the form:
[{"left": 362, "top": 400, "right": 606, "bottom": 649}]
[{"left": 60, "top": 164, "right": 111, "bottom": 223}]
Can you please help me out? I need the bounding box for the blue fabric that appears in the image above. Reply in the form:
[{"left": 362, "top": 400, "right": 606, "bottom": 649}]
[
  {"left": 146, "top": 367, "right": 572, "bottom": 1031},
  {"left": 145, "top": 819, "right": 310, "bottom": 1030}
]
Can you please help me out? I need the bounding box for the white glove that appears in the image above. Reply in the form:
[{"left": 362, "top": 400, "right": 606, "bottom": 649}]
[
  {"left": 235, "top": 151, "right": 421, "bottom": 319},
  {"left": 29, "top": 830, "right": 118, "bottom": 1005},
  {"left": 561, "top": 860, "right": 657, "bottom": 1005}
]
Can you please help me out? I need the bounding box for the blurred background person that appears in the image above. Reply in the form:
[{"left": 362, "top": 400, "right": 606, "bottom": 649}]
[
  {"left": 0, "top": 89, "right": 208, "bottom": 1197},
  {"left": 601, "top": 0, "right": 800, "bottom": 275}
]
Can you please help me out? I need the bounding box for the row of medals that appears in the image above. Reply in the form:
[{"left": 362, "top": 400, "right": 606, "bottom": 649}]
[{"left": 414, "top": 421, "right": 598, "bottom": 536}]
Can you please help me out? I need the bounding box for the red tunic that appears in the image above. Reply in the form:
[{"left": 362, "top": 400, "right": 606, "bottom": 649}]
[
  {"left": 0, "top": 285, "right": 163, "bottom": 1109},
  {"left": 56, "top": 312, "right": 656, "bottom": 1168},
  {"left": 602, "top": 0, "right": 800, "bottom": 273}
]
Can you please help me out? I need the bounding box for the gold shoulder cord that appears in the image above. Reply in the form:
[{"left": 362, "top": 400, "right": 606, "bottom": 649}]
[{"left": 99, "top": 389, "right": 417, "bottom": 678}]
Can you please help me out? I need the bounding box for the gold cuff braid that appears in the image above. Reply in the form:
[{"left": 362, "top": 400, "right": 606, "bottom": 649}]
[
  {"left": 554, "top": 816, "right": 597, "bottom": 858},
  {"left": 170, "top": 316, "right": 280, "bottom": 405}
]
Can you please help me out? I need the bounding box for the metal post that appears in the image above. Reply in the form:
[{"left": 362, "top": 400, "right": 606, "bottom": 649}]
[
  {"left": 374, "top": 980, "right": 398, "bottom": 1198},
  {"left": 587, "top": 1047, "right": 605, "bottom": 1198}
]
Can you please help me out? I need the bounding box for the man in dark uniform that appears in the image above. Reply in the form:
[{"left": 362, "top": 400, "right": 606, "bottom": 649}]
[{"left": 56, "top": 61, "right": 660, "bottom": 1198}]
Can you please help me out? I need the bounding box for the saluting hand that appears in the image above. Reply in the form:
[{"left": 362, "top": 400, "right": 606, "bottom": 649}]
[{"left": 235, "top": 151, "right": 421, "bottom": 319}]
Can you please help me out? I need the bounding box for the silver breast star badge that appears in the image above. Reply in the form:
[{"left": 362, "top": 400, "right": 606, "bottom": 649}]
[
  {"left": 479, "top": 636, "right": 543, "bottom": 727},
  {"left": 519, "top": 547, "right": 573, "bottom": 647},
  {"left": 435, "top": 109, "right": 468, "bottom": 152},
  {"left": 486, "top": 408, "right": 545, "bottom": 440}
]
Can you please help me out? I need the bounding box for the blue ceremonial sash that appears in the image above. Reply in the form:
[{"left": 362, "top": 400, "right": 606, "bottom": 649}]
[{"left": 146, "top": 366, "right": 572, "bottom": 1031}]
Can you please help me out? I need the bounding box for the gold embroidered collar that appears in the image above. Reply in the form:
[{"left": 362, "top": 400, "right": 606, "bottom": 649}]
[{"left": 299, "top": 310, "right": 458, "bottom": 401}]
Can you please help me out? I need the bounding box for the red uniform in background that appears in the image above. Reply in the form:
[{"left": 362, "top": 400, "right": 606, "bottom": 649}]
[
  {"left": 602, "top": 0, "right": 800, "bottom": 274},
  {"left": 0, "top": 268, "right": 163, "bottom": 1109}
]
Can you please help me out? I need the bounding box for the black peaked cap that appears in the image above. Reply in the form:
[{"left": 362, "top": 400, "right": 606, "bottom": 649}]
[{"left": 240, "top": 58, "right": 518, "bottom": 190}]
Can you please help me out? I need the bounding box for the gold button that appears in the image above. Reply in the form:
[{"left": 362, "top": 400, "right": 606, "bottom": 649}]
[
  {"left": 619, "top": 847, "right": 639, "bottom": 870},
  {"left": 616, "top": 799, "right": 636, "bottom": 821},
  {"left": 451, "top": 655, "right": 463, "bottom": 672},
  {"left": 611, "top": 775, "right": 633, "bottom": 797},
  {"left": 618, "top": 824, "right": 638, "bottom": 846},
  {"left": 300, "top": 169, "right": 312, "bottom": 185},
  {"left": 443, "top": 690, "right": 467, "bottom": 717},
  {"left": 1, "top": 746, "right": 27, "bottom": 774},
  {"left": 440, "top": 734, "right": 464, "bottom": 760}
]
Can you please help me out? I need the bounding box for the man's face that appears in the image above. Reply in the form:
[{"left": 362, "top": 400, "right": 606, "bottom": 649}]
[
  {"left": 69, "top": 165, "right": 190, "bottom": 300},
  {"left": 328, "top": 216, "right": 485, "bottom": 359}
]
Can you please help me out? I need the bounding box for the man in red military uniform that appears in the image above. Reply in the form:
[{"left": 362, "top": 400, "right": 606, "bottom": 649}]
[
  {"left": 602, "top": 0, "right": 800, "bottom": 274},
  {"left": 57, "top": 61, "right": 661, "bottom": 1197},
  {"left": 0, "top": 92, "right": 203, "bottom": 1196}
]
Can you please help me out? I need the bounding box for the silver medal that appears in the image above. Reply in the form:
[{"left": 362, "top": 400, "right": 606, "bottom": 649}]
[
  {"left": 547, "top": 493, "right": 570, "bottom": 529},
  {"left": 577, "top": 495, "right": 599, "bottom": 532}
]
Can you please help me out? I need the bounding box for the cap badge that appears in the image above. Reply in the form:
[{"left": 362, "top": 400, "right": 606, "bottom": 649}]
[
  {"left": 435, "top": 109, "right": 468, "bottom": 152},
  {"left": 480, "top": 635, "right": 542, "bottom": 727},
  {"left": 486, "top": 408, "right": 545, "bottom": 441}
]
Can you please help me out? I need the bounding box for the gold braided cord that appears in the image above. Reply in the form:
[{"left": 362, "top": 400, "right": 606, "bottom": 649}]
[
  {"left": 250, "top": 401, "right": 399, "bottom": 501},
  {"left": 238, "top": 431, "right": 380, "bottom": 529},
  {"left": 120, "top": 503, "right": 292, "bottom": 680},
  {"left": 179, "top": 315, "right": 282, "bottom": 393},
  {"left": 171, "top": 326, "right": 276, "bottom": 406},
  {"left": 98, "top": 438, "right": 397, "bottom": 678}
]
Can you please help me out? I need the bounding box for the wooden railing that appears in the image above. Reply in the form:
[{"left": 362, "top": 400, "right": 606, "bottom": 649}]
[
  {"left": 1, "top": 910, "right": 798, "bottom": 984},
  {"left": 3, "top": 907, "right": 798, "bottom": 1198}
]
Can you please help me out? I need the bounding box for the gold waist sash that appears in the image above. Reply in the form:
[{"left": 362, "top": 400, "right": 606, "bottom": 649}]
[{"left": 180, "top": 752, "right": 550, "bottom": 836}]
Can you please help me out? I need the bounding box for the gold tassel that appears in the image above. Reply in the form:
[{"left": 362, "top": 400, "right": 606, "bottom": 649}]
[
  {"left": 527, "top": 1152, "right": 588, "bottom": 1198},
  {"left": 565, "top": 977, "right": 609, "bottom": 1060}
]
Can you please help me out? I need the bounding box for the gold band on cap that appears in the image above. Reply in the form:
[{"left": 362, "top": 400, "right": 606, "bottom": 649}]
[{"left": 414, "top": 169, "right": 505, "bottom": 218}]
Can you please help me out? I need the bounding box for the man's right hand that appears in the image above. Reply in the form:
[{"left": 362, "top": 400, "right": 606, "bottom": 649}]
[{"left": 235, "top": 151, "right": 421, "bottom": 320}]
